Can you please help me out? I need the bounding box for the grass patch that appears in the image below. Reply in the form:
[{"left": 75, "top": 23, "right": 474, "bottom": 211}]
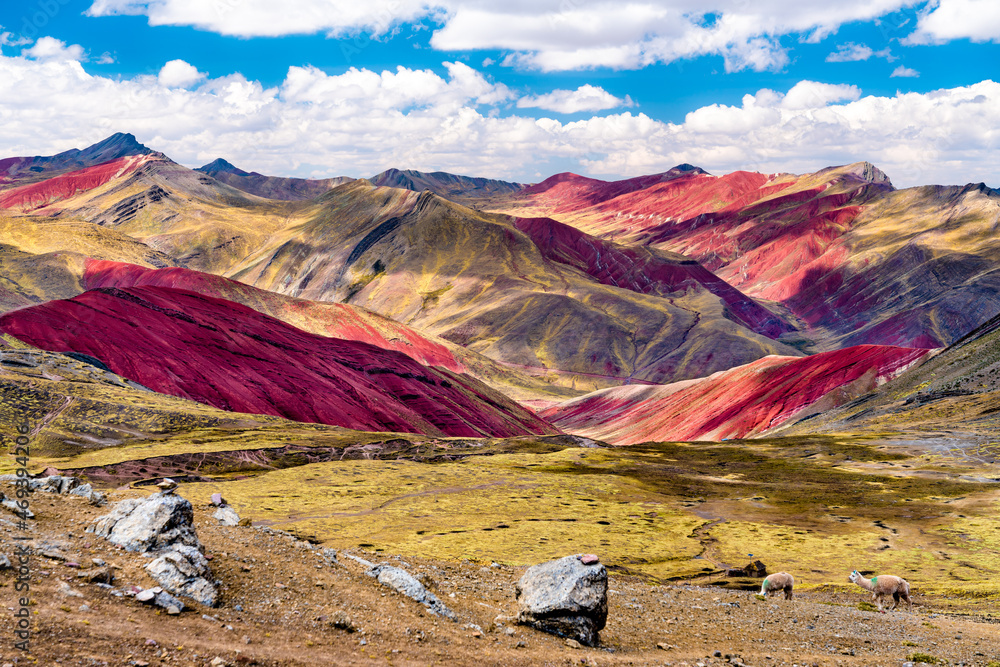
[{"left": 907, "top": 652, "right": 944, "bottom": 664}]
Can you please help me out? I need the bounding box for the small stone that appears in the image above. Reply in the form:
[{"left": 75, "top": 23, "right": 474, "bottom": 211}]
[
  {"left": 565, "top": 638, "right": 582, "bottom": 649},
  {"left": 328, "top": 610, "right": 355, "bottom": 632},
  {"left": 92, "top": 558, "right": 106, "bottom": 567},
  {"left": 145, "top": 639, "right": 157, "bottom": 646},
  {"left": 233, "top": 604, "right": 243, "bottom": 612},
  {"left": 79, "top": 604, "right": 91, "bottom": 612},
  {"left": 210, "top": 493, "right": 225, "bottom": 506},
  {"left": 714, "top": 650, "right": 723, "bottom": 657},
  {"left": 657, "top": 642, "right": 672, "bottom": 650},
  {"left": 275, "top": 583, "right": 286, "bottom": 589},
  {"left": 0, "top": 554, "right": 11, "bottom": 570},
  {"left": 579, "top": 554, "right": 599, "bottom": 565},
  {"left": 210, "top": 658, "right": 227, "bottom": 667},
  {"left": 136, "top": 590, "right": 157, "bottom": 603},
  {"left": 213, "top": 506, "right": 240, "bottom": 526},
  {"left": 156, "top": 478, "right": 178, "bottom": 491},
  {"left": 154, "top": 591, "right": 186, "bottom": 613},
  {"left": 83, "top": 567, "right": 114, "bottom": 584},
  {"left": 166, "top": 605, "right": 181, "bottom": 615},
  {"left": 504, "top": 627, "right": 516, "bottom": 636},
  {"left": 64, "top": 561, "right": 81, "bottom": 568},
  {"left": 57, "top": 581, "right": 84, "bottom": 598}
]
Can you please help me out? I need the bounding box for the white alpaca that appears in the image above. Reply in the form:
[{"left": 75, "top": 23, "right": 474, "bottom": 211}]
[
  {"left": 759, "top": 572, "right": 794, "bottom": 600},
  {"left": 848, "top": 570, "right": 911, "bottom": 611}
]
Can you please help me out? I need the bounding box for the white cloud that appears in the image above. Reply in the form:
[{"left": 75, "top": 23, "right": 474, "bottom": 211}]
[
  {"left": 780, "top": 81, "right": 861, "bottom": 109},
  {"left": 905, "top": 0, "right": 1000, "bottom": 44},
  {"left": 891, "top": 65, "right": 920, "bottom": 77},
  {"left": 86, "top": 0, "right": 434, "bottom": 38},
  {"left": 1, "top": 44, "right": 999, "bottom": 191},
  {"left": 0, "top": 31, "right": 32, "bottom": 48},
  {"left": 85, "top": 0, "right": 920, "bottom": 73},
  {"left": 158, "top": 59, "right": 206, "bottom": 88},
  {"left": 96, "top": 51, "right": 117, "bottom": 65},
  {"left": 517, "top": 85, "right": 633, "bottom": 113},
  {"left": 22, "top": 37, "right": 85, "bottom": 61},
  {"left": 826, "top": 42, "right": 894, "bottom": 62}
]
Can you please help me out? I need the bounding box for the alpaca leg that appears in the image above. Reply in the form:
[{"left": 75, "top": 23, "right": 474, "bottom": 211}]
[
  {"left": 785, "top": 588, "right": 793, "bottom": 600},
  {"left": 890, "top": 592, "right": 900, "bottom": 611}
]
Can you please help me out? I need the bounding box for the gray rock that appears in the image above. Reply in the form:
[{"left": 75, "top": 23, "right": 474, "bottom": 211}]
[
  {"left": 0, "top": 497, "right": 33, "bottom": 519},
  {"left": 210, "top": 493, "right": 225, "bottom": 506},
  {"left": 40, "top": 475, "right": 79, "bottom": 494},
  {"left": 135, "top": 589, "right": 157, "bottom": 603},
  {"left": 86, "top": 492, "right": 200, "bottom": 552},
  {"left": 0, "top": 475, "right": 103, "bottom": 505},
  {"left": 144, "top": 544, "right": 217, "bottom": 607},
  {"left": 515, "top": 554, "right": 608, "bottom": 647},
  {"left": 212, "top": 506, "right": 240, "bottom": 526},
  {"left": 153, "top": 590, "right": 186, "bottom": 613},
  {"left": 0, "top": 553, "right": 10, "bottom": 569},
  {"left": 322, "top": 548, "right": 339, "bottom": 565},
  {"left": 68, "top": 483, "right": 106, "bottom": 506},
  {"left": 367, "top": 564, "right": 456, "bottom": 620}
]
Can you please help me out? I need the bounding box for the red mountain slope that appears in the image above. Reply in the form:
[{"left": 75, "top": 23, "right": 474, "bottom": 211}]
[
  {"left": 541, "top": 344, "right": 929, "bottom": 444},
  {"left": 0, "top": 286, "right": 558, "bottom": 438},
  {"left": 82, "top": 259, "right": 464, "bottom": 372},
  {"left": 512, "top": 216, "right": 794, "bottom": 339},
  {"left": 0, "top": 155, "right": 151, "bottom": 212}
]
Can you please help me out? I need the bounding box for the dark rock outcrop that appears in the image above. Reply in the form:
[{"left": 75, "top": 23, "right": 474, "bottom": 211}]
[{"left": 515, "top": 554, "right": 608, "bottom": 646}]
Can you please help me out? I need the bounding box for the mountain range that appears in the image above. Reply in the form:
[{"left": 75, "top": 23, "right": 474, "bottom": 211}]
[{"left": 3, "top": 133, "right": 1000, "bottom": 447}]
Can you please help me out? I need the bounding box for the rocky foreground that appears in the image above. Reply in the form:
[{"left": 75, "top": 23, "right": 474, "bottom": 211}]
[{"left": 1, "top": 479, "right": 999, "bottom": 666}]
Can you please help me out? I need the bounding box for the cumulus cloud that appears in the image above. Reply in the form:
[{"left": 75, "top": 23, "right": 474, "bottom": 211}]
[
  {"left": 826, "top": 42, "right": 894, "bottom": 62},
  {"left": 22, "top": 37, "right": 85, "bottom": 61},
  {"left": 1, "top": 42, "right": 999, "bottom": 190},
  {"left": 517, "top": 85, "right": 633, "bottom": 113},
  {"left": 96, "top": 51, "right": 116, "bottom": 64},
  {"left": 158, "top": 59, "right": 206, "bottom": 88},
  {"left": 891, "top": 65, "right": 920, "bottom": 77},
  {"left": 905, "top": 0, "right": 1000, "bottom": 44},
  {"left": 85, "top": 0, "right": 920, "bottom": 72}
]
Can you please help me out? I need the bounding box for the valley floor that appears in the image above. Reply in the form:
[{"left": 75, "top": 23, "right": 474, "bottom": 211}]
[{"left": 1, "top": 485, "right": 999, "bottom": 667}]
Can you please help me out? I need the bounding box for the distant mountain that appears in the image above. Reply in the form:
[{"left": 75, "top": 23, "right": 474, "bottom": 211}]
[
  {"left": 369, "top": 168, "right": 525, "bottom": 201},
  {"left": 196, "top": 158, "right": 354, "bottom": 200},
  {"left": 0, "top": 132, "right": 154, "bottom": 187},
  {"left": 490, "top": 161, "right": 1000, "bottom": 351},
  {"left": 519, "top": 164, "right": 708, "bottom": 206}
]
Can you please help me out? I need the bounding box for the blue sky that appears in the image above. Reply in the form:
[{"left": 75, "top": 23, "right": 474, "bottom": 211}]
[{"left": 0, "top": 0, "right": 998, "bottom": 186}]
